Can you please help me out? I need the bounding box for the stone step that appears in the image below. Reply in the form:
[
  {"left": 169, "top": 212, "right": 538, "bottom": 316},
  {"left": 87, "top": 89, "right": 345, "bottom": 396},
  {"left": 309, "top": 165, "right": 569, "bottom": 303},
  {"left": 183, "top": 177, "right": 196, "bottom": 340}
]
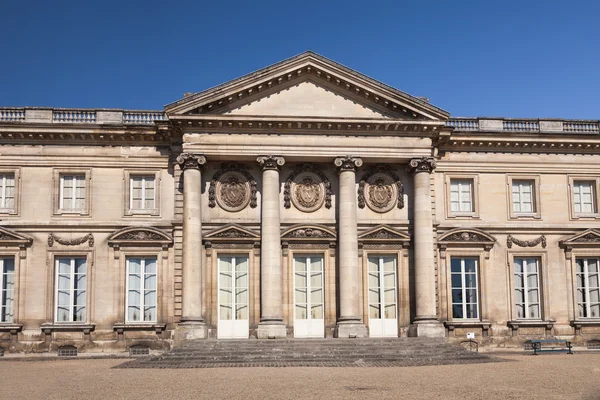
[{"left": 119, "top": 338, "right": 496, "bottom": 368}]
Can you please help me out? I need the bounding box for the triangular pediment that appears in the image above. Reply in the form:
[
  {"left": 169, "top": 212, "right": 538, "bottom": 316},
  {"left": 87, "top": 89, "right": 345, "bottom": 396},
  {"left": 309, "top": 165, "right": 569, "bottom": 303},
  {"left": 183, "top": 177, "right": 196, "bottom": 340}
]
[
  {"left": 0, "top": 226, "right": 32, "bottom": 246},
  {"left": 165, "top": 51, "right": 449, "bottom": 121},
  {"left": 358, "top": 225, "right": 410, "bottom": 241},
  {"left": 204, "top": 224, "right": 260, "bottom": 240},
  {"left": 224, "top": 80, "right": 392, "bottom": 118},
  {"left": 560, "top": 229, "right": 600, "bottom": 245}
]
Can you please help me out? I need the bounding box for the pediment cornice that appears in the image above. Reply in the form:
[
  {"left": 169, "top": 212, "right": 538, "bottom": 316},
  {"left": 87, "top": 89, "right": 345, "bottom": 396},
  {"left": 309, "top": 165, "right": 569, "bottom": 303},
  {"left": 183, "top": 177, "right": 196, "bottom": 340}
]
[
  {"left": 560, "top": 229, "right": 600, "bottom": 246},
  {"left": 165, "top": 52, "right": 449, "bottom": 121},
  {"left": 0, "top": 226, "right": 33, "bottom": 247},
  {"left": 204, "top": 224, "right": 261, "bottom": 241},
  {"left": 358, "top": 225, "right": 410, "bottom": 242},
  {"left": 107, "top": 226, "right": 173, "bottom": 247}
]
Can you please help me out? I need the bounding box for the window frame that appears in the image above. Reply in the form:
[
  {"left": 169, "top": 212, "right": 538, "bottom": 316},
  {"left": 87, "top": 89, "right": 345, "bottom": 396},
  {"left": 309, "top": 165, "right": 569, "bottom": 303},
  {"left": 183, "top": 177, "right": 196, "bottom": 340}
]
[
  {"left": 0, "top": 169, "right": 20, "bottom": 216},
  {"left": 508, "top": 252, "right": 549, "bottom": 322},
  {"left": 449, "top": 256, "right": 480, "bottom": 320},
  {"left": 506, "top": 175, "right": 541, "bottom": 219},
  {"left": 0, "top": 256, "right": 16, "bottom": 324},
  {"left": 123, "top": 170, "right": 161, "bottom": 217},
  {"left": 444, "top": 174, "right": 480, "bottom": 219},
  {"left": 53, "top": 255, "right": 89, "bottom": 324},
  {"left": 568, "top": 176, "right": 600, "bottom": 220},
  {"left": 125, "top": 256, "right": 158, "bottom": 324},
  {"left": 53, "top": 168, "right": 91, "bottom": 216},
  {"left": 575, "top": 257, "right": 600, "bottom": 319}
]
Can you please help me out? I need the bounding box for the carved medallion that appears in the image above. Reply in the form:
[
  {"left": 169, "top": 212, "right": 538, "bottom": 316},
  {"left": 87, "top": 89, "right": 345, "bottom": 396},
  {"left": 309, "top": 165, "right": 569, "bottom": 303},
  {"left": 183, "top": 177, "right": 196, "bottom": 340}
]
[
  {"left": 215, "top": 171, "right": 251, "bottom": 212},
  {"left": 291, "top": 172, "right": 325, "bottom": 213},
  {"left": 364, "top": 173, "right": 397, "bottom": 213}
]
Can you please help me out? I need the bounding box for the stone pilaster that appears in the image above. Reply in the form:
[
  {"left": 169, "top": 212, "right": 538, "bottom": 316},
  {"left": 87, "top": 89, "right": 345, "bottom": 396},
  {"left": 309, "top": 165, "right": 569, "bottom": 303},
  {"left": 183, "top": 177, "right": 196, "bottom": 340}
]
[
  {"left": 408, "top": 157, "right": 445, "bottom": 337},
  {"left": 334, "top": 156, "right": 368, "bottom": 338},
  {"left": 256, "top": 155, "right": 287, "bottom": 339},
  {"left": 175, "top": 153, "right": 208, "bottom": 341}
]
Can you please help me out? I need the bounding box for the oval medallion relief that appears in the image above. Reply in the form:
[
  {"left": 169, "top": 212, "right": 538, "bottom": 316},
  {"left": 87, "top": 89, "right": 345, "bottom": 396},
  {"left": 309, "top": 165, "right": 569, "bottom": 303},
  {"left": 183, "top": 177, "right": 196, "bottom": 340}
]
[
  {"left": 291, "top": 172, "right": 325, "bottom": 213},
  {"left": 364, "top": 173, "right": 397, "bottom": 213},
  {"left": 216, "top": 171, "right": 251, "bottom": 212}
]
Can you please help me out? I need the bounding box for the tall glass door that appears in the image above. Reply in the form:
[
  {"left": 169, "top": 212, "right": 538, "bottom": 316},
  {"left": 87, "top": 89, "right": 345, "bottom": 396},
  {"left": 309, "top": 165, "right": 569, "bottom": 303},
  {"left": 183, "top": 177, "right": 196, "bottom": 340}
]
[
  {"left": 218, "top": 255, "right": 249, "bottom": 339},
  {"left": 368, "top": 255, "right": 398, "bottom": 337},
  {"left": 294, "top": 255, "right": 324, "bottom": 338}
]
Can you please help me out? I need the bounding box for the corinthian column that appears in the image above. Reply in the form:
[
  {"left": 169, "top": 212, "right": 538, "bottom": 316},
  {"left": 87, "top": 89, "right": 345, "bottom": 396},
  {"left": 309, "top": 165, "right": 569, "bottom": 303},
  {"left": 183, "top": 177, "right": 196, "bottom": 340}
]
[
  {"left": 175, "top": 153, "right": 208, "bottom": 341},
  {"left": 408, "top": 157, "right": 445, "bottom": 337},
  {"left": 334, "top": 156, "right": 368, "bottom": 338},
  {"left": 256, "top": 155, "right": 287, "bottom": 339}
]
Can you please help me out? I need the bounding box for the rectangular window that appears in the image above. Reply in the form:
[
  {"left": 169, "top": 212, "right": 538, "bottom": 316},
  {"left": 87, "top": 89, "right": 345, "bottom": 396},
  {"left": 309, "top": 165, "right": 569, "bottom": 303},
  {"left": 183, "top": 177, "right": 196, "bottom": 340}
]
[
  {"left": 576, "top": 258, "right": 600, "bottom": 318},
  {"left": 130, "top": 176, "right": 156, "bottom": 211},
  {"left": 514, "top": 257, "right": 541, "bottom": 319},
  {"left": 451, "top": 257, "right": 479, "bottom": 319},
  {"left": 0, "top": 258, "right": 15, "bottom": 323},
  {"left": 512, "top": 180, "right": 535, "bottom": 213},
  {"left": 0, "top": 174, "right": 15, "bottom": 210},
  {"left": 55, "top": 257, "right": 86, "bottom": 323},
  {"left": 59, "top": 175, "right": 86, "bottom": 211},
  {"left": 450, "top": 179, "right": 473, "bottom": 213},
  {"left": 126, "top": 257, "right": 157, "bottom": 323},
  {"left": 573, "top": 181, "right": 596, "bottom": 214}
]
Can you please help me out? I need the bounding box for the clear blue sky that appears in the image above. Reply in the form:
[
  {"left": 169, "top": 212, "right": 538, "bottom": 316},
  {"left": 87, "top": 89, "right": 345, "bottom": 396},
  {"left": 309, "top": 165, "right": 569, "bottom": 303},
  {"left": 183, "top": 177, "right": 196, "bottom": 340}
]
[{"left": 1, "top": 0, "right": 599, "bottom": 119}]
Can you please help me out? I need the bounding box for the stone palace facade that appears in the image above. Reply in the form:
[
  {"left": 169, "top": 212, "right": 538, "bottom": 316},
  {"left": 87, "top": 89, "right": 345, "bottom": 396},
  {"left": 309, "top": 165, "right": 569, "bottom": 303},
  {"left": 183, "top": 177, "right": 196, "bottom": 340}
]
[{"left": 0, "top": 52, "right": 599, "bottom": 353}]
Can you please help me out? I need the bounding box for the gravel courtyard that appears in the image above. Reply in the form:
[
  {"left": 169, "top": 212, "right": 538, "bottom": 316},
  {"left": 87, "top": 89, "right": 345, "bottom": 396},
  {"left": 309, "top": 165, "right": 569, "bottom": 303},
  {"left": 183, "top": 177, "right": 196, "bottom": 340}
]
[{"left": 1, "top": 354, "right": 599, "bottom": 399}]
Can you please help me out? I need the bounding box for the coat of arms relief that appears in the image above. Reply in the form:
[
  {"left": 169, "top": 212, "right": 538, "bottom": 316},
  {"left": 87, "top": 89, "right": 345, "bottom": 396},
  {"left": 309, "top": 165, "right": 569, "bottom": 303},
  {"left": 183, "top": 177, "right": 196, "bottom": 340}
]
[
  {"left": 209, "top": 163, "right": 257, "bottom": 212},
  {"left": 358, "top": 165, "right": 404, "bottom": 213},
  {"left": 284, "top": 165, "right": 332, "bottom": 213}
]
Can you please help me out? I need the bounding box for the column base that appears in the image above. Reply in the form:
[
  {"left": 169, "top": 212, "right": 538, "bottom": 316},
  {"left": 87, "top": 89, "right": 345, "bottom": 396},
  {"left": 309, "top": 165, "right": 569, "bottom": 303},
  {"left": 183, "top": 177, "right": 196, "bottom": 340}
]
[
  {"left": 174, "top": 321, "right": 208, "bottom": 343},
  {"left": 257, "top": 321, "right": 287, "bottom": 339},
  {"left": 334, "top": 321, "right": 368, "bottom": 338},
  {"left": 408, "top": 319, "right": 446, "bottom": 338}
]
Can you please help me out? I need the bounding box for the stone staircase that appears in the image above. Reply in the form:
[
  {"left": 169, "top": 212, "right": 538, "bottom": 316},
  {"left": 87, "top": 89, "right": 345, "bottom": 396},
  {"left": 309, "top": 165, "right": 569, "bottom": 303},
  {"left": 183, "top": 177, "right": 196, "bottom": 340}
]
[{"left": 118, "top": 338, "right": 499, "bottom": 368}]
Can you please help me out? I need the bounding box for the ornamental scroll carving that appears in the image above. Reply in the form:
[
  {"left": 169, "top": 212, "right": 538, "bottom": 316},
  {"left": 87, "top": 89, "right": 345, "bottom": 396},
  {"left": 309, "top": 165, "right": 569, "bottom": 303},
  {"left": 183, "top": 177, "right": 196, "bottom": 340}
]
[
  {"left": 407, "top": 157, "right": 436, "bottom": 173},
  {"left": 176, "top": 153, "right": 206, "bottom": 171},
  {"left": 209, "top": 163, "right": 257, "bottom": 212},
  {"left": 506, "top": 235, "right": 547, "bottom": 248},
  {"left": 112, "top": 230, "right": 165, "bottom": 241},
  {"left": 443, "top": 232, "right": 491, "bottom": 242},
  {"left": 48, "top": 233, "right": 94, "bottom": 247},
  {"left": 358, "top": 165, "right": 404, "bottom": 212},
  {"left": 283, "top": 228, "right": 335, "bottom": 239},
  {"left": 284, "top": 165, "right": 331, "bottom": 212}
]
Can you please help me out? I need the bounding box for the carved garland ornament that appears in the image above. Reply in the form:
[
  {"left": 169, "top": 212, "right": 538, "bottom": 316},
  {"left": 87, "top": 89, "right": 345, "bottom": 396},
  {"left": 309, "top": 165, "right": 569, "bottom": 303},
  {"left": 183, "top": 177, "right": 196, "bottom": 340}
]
[
  {"left": 209, "top": 163, "right": 257, "bottom": 212},
  {"left": 284, "top": 165, "right": 331, "bottom": 212},
  {"left": 507, "top": 235, "right": 547, "bottom": 248},
  {"left": 358, "top": 165, "right": 404, "bottom": 212},
  {"left": 48, "top": 233, "right": 94, "bottom": 247},
  {"left": 285, "top": 228, "right": 335, "bottom": 239}
]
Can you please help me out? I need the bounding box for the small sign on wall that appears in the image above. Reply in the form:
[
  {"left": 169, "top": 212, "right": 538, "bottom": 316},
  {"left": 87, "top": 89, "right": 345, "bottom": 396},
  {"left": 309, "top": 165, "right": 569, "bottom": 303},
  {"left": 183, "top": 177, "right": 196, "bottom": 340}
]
[{"left": 466, "top": 332, "right": 475, "bottom": 339}]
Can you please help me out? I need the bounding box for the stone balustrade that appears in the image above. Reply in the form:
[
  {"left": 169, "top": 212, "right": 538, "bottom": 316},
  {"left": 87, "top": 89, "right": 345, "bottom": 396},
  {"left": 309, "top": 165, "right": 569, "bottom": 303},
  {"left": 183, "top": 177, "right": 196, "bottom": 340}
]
[
  {"left": 0, "top": 107, "right": 166, "bottom": 125},
  {"left": 448, "top": 117, "right": 600, "bottom": 134},
  {"left": 1, "top": 107, "right": 598, "bottom": 134}
]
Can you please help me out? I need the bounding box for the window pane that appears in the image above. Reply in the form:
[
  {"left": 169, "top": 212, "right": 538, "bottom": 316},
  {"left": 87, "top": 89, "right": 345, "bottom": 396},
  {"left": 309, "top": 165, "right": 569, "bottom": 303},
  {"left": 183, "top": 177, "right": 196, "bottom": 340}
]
[
  {"left": 368, "top": 287, "right": 380, "bottom": 304},
  {"left": 450, "top": 258, "right": 461, "bottom": 273},
  {"left": 369, "top": 304, "right": 380, "bottom": 319},
  {"left": 236, "top": 286, "right": 248, "bottom": 305},
  {"left": 296, "top": 304, "right": 307, "bottom": 319},
  {"left": 144, "top": 306, "right": 156, "bottom": 322},
  {"left": 236, "top": 304, "right": 248, "bottom": 320},
  {"left": 236, "top": 257, "right": 248, "bottom": 273},
  {"left": 452, "top": 289, "right": 463, "bottom": 303},
  {"left": 295, "top": 288, "right": 307, "bottom": 304},
  {"left": 144, "top": 274, "right": 157, "bottom": 290},
  {"left": 451, "top": 274, "right": 462, "bottom": 288},
  {"left": 368, "top": 272, "right": 380, "bottom": 290},
  {"left": 310, "top": 272, "right": 322, "bottom": 289},
  {"left": 310, "top": 288, "right": 323, "bottom": 305},
  {"left": 220, "top": 305, "right": 232, "bottom": 320},
  {"left": 452, "top": 304, "right": 463, "bottom": 319},
  {"left": 368, "top": 257, "right": 378, "bottom": 272},
  {"left": 464, "top": 258, "right": 477, "bottom": 273},
  {"left": 145, "top": 258, "right": 156, "bottom": 274},
  {"left": 144, "top": 290, "right": 157, "bottom": 308},
  {"left": 311, "top": 304, "right": 323, "bottom": 319},
  {"left": 219, "top": 287, "right": 232, "bottom": 304}
]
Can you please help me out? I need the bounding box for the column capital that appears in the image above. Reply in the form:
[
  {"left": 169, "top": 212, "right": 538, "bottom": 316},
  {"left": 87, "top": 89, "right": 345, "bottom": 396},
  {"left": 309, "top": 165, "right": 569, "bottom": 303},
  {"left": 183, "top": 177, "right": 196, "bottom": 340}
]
[
  {"left": 176, "top": 153, "right": 207, "bottom": 171},
  {"left": 408, "top": 157, "right": 436, "bottom": 174},
  {"left": 257, "top": 155, "right": 285, "bottom": 170},
  {"left": 334, "top": 156, "right": 363, "bottom": 172}
]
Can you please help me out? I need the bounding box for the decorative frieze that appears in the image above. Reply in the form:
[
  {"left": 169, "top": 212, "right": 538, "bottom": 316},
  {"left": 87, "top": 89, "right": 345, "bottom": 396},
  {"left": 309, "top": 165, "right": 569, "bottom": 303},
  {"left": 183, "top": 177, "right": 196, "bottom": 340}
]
[
  {"left": 283, "top": 227, "right": 335, "bottom": 239},
  {"left": 284, "top": 164, "right": 331, "bottom": 212},
  {"left": 48, "top": 233, "right": 94, "bottom": 247},
  {"left": 506, "top": 235, "right": 547, "bottom": 249},
  {"left": 358, "top": 165, "right": 404, "bottom": 212}
]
